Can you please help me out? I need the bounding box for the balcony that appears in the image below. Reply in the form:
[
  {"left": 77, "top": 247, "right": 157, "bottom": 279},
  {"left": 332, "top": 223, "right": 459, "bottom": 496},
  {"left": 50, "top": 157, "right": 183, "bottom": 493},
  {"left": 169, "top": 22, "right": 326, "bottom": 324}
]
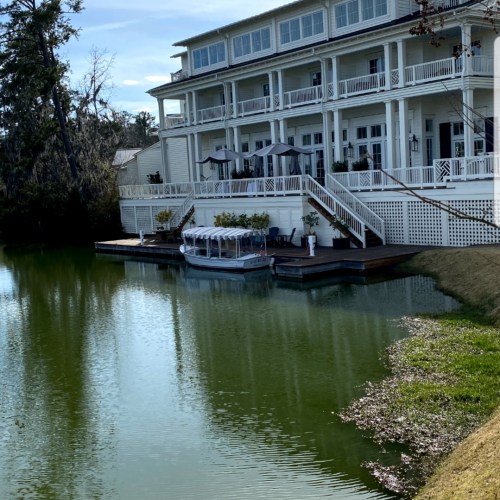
[
  {"left": 331, "top": 155, "right": 500, "bottom": 191},
  {"left": 162, "top": 56, "right": 493, "bottom": 129}
]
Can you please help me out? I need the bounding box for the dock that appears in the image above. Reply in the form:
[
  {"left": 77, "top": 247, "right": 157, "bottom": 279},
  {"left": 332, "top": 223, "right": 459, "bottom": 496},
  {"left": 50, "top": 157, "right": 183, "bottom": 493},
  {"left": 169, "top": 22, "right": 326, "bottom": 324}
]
[{"left": 95, "top": 237, "right": 429, "bottom": 281}]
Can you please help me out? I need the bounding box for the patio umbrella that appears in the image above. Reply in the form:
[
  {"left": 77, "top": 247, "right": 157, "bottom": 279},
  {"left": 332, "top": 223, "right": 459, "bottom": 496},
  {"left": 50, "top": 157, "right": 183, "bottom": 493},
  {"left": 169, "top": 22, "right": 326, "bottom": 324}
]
[
  {"left": 246, "top": 142, "right": 312, "bottom": 158},
  {"left": 196, "top": 149, "right": 245, "bottom": 164}
]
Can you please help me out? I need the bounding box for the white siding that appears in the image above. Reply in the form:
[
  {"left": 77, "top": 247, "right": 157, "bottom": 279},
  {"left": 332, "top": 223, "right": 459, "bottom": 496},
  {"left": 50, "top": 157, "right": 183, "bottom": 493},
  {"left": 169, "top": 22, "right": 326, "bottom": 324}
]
[
  {"left": 137, "top": 144, "right": 162, "bottom": 184},
  {"left": 168, "top": 137, "right": 190, "bottom": 183}
]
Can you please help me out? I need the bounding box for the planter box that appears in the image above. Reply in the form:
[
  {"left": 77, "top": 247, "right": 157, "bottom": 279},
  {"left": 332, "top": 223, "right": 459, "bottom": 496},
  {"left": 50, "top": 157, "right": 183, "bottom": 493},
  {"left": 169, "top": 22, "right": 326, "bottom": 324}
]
[{"left": 332, "top": 237, "right": 350, "bottom": 249}]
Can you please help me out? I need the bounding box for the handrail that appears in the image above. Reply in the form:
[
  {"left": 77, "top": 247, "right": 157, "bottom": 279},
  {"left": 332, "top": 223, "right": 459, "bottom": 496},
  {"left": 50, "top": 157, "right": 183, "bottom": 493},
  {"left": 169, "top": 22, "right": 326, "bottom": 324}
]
[
  {"left": 119, "top": 182, "right": 193, "bottom": 199},
  {"left": 326, "top": 174, "right": 385, "bottom": 244},
  {"left": 303, "top": 176, "right": 367, "bottom": 248},
  {"left": 171, "top": 189, "right": 195, "bottom": 228}
]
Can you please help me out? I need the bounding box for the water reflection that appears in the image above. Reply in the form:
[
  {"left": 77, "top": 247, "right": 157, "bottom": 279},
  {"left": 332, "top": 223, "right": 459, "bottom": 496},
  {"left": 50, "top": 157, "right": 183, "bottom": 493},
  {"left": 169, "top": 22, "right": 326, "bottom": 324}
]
[{"left": 0, "top": 248, "right": 457, "bottom": 499}]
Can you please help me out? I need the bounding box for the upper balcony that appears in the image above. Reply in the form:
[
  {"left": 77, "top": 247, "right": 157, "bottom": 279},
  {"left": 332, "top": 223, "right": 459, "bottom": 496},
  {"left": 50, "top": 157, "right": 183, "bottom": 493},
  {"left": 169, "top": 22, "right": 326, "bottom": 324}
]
[{"left": 164, "top": 54, "right": 494, "bottom": 129}]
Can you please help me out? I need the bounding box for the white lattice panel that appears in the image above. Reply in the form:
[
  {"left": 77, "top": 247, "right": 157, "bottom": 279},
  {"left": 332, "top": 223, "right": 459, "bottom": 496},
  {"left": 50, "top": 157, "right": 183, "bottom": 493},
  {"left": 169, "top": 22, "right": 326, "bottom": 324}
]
[
  {"left": 448, "top": 200, "right": 500, "bottom": 246},
  {"left": 408, "top": 202, "right": 443, "bottom": 245},
  {"left": 136, "top": 207, "right": 154, "bottom": 234},
  {"left": 368, "top": 201, "right": 405, "bottom": 244}
]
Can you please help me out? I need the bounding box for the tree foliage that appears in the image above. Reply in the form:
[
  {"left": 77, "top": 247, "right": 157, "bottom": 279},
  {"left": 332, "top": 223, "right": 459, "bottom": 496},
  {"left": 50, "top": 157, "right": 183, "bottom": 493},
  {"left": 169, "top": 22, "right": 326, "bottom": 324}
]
[{"left": 0, "top": 1, "right": 154, "bottom": 243}]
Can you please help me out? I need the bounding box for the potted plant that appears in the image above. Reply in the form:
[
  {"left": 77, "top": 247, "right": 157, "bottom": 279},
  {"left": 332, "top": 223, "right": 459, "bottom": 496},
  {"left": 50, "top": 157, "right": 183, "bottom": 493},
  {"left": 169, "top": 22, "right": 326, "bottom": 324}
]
[
  {"left": 301, "top": 211, "right": 320, "bottom": 247},
  {"left": 155, "top": 209, "right": 174, "bottom": 240},
  {"left": 329, "top": 215, "right": 351, "bottom": 249},
  {"left": 332, "top": 160, "right": 348, "bottom": 173}
]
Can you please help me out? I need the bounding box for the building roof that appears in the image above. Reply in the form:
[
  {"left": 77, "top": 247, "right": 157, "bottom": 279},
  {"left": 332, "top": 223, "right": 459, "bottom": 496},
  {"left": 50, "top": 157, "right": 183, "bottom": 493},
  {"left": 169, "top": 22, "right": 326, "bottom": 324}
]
[
  {"left": 173, "top": 0, "right": 304, "bottom": 46},
  {"left": 112, "top": 149, "right": 142, "bottom": 167}
]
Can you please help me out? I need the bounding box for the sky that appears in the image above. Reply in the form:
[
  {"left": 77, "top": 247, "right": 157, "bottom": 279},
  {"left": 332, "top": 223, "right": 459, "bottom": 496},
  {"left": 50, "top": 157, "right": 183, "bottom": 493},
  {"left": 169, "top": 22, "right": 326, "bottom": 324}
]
[{"left": 63, "top": 0, "right": 293, "bottom": 121}]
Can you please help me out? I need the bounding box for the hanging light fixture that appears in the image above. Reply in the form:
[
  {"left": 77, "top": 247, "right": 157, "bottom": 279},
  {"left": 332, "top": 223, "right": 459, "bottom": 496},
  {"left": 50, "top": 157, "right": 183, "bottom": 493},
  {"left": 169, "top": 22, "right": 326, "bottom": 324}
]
[
  {"left": 410, "top": 134, "right": 419, "bottom": 152},
  {"left": 347, "top": 142, "right": 354, "bottom": 157}
]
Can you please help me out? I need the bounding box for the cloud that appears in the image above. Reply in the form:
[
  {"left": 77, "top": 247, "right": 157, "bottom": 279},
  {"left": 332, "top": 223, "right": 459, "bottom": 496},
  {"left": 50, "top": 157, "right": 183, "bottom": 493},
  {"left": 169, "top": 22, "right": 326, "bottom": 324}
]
[{"left": 123, "top": 80, "right": 140, "bottom": 86}]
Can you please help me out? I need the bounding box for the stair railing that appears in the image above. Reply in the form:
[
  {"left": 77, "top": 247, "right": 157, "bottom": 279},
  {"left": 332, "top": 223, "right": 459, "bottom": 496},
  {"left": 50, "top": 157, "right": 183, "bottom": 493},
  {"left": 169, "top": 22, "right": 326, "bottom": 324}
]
[
  {"left": 171, "top": 188, "right": 195, "bottom": 229},
  {"left": 326, "top": 174, "right": 385, "bottom": 244},
  {"left": 302, "top": 176, "right": 367, "bottom": 248}
]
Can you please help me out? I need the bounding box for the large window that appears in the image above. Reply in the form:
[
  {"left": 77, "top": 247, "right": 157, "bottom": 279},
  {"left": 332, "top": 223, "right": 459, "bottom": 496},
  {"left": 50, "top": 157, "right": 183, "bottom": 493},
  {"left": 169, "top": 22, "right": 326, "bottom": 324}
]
[
  {"left": 193, "top": 41, "right": 225, "bottom": 70},
  {"left": 280, "top": 10, "right": 324, "bottom": 45},
  {"left": 233, "top": 28, "right": 271, "bottom": 58},
  {"left": 336, "top": 0, "right": 387, "bottom": 28}
]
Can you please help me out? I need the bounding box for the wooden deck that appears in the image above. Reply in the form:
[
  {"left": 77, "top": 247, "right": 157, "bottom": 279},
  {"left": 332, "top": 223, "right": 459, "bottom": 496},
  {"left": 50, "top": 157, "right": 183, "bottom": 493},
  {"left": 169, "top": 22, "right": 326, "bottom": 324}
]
[{"left": 95, "top": 237, "right": 430, "bottom": 281}]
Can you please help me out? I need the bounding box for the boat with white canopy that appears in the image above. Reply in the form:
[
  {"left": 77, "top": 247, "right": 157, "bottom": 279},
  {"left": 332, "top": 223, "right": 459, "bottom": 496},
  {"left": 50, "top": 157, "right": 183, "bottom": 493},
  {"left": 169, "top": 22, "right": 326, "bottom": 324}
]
[{"left": 180, "top": 226, "right": 271, "bottom": 271}]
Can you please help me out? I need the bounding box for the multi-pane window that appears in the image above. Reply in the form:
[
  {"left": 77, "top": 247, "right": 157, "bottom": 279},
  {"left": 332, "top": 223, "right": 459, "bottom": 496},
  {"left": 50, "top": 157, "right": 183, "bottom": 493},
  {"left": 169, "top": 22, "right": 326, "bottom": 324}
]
[
  {"left": 357, "top": 127, "right": 367, "bottom": 139},
  {"left": 371, "top": 125, "right": 382, "bottom": 137},
  {"left": 280, "top": 10, "right": 324, "bottom": 45},
  {"left": 314, "top": 132, "right": 323, "bottom": 145},
  {"left": 193, "top": 42, "right": 225, "bottom": 69},
  {"left": 302, "top": 134, "right": 312, "bottom": 146},
  {"left": 453, "top": 122, "right": 464, "bottom": 136},
  {"left": 336, "top": 0, "right": 387, "bottom": 28},
  {"left": 233, "top": 28, "right": 271, "bottom": 58},
  {"left": 311, "top": 71, "right": 322, "bottom": 86}
]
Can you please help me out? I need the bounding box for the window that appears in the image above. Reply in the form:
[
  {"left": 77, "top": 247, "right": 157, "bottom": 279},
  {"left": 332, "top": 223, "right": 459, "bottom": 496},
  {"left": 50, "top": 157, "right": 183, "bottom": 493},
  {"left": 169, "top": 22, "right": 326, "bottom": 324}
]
[
  {"left": 288, "top": 136, "right": 295, "bottom": 146},
  {"left": 474, "top": 139, "right": 485, "bottom": 155},
  {"left": 233, "top": 28, "right": 271, "bottom": 58},
  {"left": 357, "top": 126, "right": 367, "bottom": 139},
  {"left": 311, "top": 71, "right": 322, "bottom": 86},
  {"left": 263, "top": 83, "right": 270, "bottom": 97},
  {"left": 302, "top": 134, "right": 312, "bottom": 146},
  {"left": 314, "top": 132, "right": 323, "bottom": 145},
  {"left": 369, "top": 57, "right": 384, "bottom": 74},
  {"left": 335, "top": 4, "right": 347, "bottom": 28},
  {"left": 342, "top": 129, "right": 348, "bottom": 141},
  {"left": 453, "top": 122, "right": 464, "bottom": 136},
  {"left": 193, "top": 42, "right": 225, "bottom": 70},
  {"left": 336, "top": 0, "right": 387, "bottom": 28},
  {"left": 425, "top": 119, "right": 434, "bottom": 133},
  {"left": 281, "top": 10, "right": 324, "bottom": 44},
  {"left": 348, "top": 0, "right": 359, "bottom": 25},
  {"left": 426, "top": 138, "right": 434, "bottom": 164},
  {"left": 371, "top": 143, "right": 382, "bottom": 169},
  {"left": 371, "top": 124, "right": 382, "bottom": 137}
]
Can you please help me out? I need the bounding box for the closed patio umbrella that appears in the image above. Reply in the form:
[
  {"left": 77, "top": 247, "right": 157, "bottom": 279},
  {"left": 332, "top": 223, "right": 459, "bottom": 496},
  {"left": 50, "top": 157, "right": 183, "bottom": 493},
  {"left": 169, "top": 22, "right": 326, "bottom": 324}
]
[{"left": 289, "top": 156, "right": 302, "bottom": 175}]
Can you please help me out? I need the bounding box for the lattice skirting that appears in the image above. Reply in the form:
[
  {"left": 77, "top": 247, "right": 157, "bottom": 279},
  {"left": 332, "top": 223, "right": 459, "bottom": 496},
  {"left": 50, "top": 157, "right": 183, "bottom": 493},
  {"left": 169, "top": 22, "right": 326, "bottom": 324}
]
[
  {"left": 367, "top": 199, "right": 500, "bottom": 246},
  {"left": 120, "top": 205, "right": 179, "bottom": 234}
]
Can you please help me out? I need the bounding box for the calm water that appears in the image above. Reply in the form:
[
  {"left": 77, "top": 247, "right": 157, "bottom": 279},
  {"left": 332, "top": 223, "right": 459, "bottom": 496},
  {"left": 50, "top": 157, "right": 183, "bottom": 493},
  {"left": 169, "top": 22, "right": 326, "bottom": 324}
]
[{"left": 0, "top": 246, "right": 458, "bottom": 499}]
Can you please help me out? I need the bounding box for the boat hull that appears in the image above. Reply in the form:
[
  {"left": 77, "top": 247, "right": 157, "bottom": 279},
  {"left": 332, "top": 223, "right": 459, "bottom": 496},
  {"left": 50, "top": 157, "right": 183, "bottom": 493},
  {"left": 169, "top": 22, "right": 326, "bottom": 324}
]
[{"left": 182, "top": 248, "right": 271, "bottom": 271}]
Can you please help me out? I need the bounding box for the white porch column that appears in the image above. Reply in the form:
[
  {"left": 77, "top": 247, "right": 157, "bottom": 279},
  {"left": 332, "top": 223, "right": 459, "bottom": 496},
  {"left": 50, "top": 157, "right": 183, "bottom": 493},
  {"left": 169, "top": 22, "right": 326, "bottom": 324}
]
[
  {"left": 269, "top": 72, "right": 275, "bottom": 111},
  {"left": 323, "top": 111, "right": 333, "bottom": 172},
  {"left": 158, "top": 98, "right": 165, "bottom": 130},
  {"left": 159, "top": 137, "right": 169, "bottom": 183},
  {"left": 277, "top": 70, "right": 284, "bottom": 110},
  {"left": 461, "top": 23, "right": 472, "bottom": 76},
  {"left": 187, "top": 134, "right": 197, "bottom": 181},
  {"left": 191, "top": 91, "right": 198, "bottom": 125},
  {"left": 279, "top": 118, "right": 287, "bottom": 176},
  {"left": 223, "top": 82, "right": 231, "bottom": 120},
  {"left": 233, "top": 126, "right": 242, "bottom": 171},
  {"left": 463, "top": 87, "right": 474, "bottom": 157},
  {"left": 270, "top": 120, "right": 279, "bottom": 176},
  {"left": 385, "top": 100, "right": 396, "bottom": 169},
  {"left": 321, "top": 58, "right": 328, "bottom": 102},
  {"left": 384, "top": 42, "right": 393, "bottom": 91},
  {"left": 231, "top": 81, "right": 238, "bottom": 118},
  {"left": 398, "top": 98, "right": 410, "bottom": 168},
  {"left": 397, "top": 39, "right": 406, "bottom": 89},
  {"left": 193, "top": 133, "right": 202, "bottom": 181},
  {"left": 184, "top": 93, "right": 191, "bottom": 126},
  {"left": 331, "top": 56, "right": 339, "bottom": 100},
  {"left": 333, "top": 109, "right": 343, "bottom": 161}
]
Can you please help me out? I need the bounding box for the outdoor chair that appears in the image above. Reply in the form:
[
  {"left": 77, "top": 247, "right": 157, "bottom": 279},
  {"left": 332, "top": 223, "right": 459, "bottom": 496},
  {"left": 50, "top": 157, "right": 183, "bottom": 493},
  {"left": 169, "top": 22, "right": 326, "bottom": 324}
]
[
  {"left": 266, "top": 227, "right": 280, "bottom": 247},
  {"left": 281, "top": 228, "right": 296, "bottom": 247}
]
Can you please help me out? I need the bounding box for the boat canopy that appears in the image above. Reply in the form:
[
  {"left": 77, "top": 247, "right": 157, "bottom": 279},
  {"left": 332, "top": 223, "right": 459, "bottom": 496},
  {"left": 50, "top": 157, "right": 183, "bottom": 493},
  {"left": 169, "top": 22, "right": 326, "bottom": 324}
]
[{"left": 182, "top": 226, "right": 260, "bottom": 240}]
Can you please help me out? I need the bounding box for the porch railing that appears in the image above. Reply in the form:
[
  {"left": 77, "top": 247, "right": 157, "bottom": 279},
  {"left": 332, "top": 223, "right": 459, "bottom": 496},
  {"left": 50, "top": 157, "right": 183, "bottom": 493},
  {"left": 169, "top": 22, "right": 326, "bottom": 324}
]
[
  {"left": 197, "top": 105, "right": 226, "bottom": 123},
  {"left": 166, "top": 114, "right": 187, "bottom": 128},
  {"left": 237, "top": 96, "right": 271, "bottom": 116},
  {"left": 331, "top": 155, "right": 499, "bottom": 191},
  {"left": 119, "top": 182, "right": 193, "bottom": 199},
  {"left": 338, "top": 71, "right": 385, "bottom": 98},
  {"left": 283, "top": 85, "right": 323, "bottom": 108},
  {"left": 405, "top": 57, "right": 461, "bottom": 85},
  {"left": 471, "top": 56, "right": 494, "bottom": 75}
]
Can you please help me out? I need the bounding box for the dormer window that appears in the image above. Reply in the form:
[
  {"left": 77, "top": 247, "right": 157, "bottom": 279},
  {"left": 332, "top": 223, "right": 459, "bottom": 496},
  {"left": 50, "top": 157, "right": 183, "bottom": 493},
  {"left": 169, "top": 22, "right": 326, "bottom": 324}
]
[
  {"left": 280, "top": 10, "right": 324, "bottom": 45},
  {"left": 233, "top": 27, "right": 271, "bottom": 58},
  {"left": 193, "top": 41, "right": 225, "bottom": 70},
  {"left": 336, "top": 0, "right": 387, "bottom": 29}
]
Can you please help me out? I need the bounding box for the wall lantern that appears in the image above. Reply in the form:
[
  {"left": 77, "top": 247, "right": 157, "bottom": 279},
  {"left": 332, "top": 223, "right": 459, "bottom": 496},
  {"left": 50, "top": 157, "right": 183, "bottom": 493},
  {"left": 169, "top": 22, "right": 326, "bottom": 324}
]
[
  {"left": 410, "top": 134, "right": 419, "bottom": 152},
  {"left": 347, "top": 142, "right": 354, "bottom": 157}
]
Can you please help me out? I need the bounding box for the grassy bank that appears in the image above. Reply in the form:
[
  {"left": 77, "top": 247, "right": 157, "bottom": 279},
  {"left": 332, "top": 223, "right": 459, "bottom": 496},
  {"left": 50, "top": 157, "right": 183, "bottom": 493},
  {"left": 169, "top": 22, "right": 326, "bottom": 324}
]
[{"left": 340, "top": 246, "right": 500, "bottom": 498}]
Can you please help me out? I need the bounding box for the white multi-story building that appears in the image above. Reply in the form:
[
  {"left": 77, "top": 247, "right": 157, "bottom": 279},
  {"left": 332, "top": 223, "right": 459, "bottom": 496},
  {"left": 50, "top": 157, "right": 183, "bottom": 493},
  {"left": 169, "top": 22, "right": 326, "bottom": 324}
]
[{"left": 119, "top": 0, "right": 499, "bottom": 247}]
